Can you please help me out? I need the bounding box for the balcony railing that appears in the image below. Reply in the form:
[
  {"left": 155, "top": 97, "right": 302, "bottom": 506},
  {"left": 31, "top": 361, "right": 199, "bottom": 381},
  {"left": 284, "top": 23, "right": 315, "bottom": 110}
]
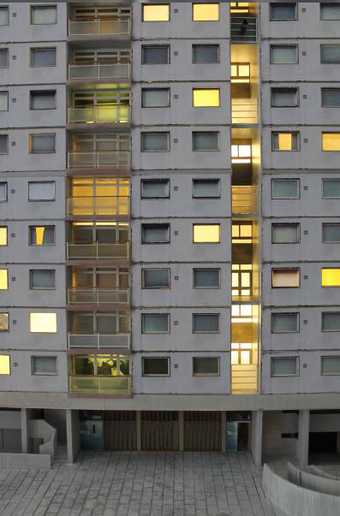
[
  {"left": 69, "top": 63, "right": 130, "bottom": 82},
  {"left": 68, "top": 106, "right": 130, "bottom": 125},
  {"left": 68, "top": 333, "right": 130, "bottom": 351},
  {"left": 68, "top": 151, "right": 130, "bottom": 170},
  {"left": 67, "top": 196, "right": 129, "bottom": 217},
  {"left": 69, "top": 375, "right": 131, "bottom": 396},
  {"left": 232, "top": 186, "right": 257, "bottom": 215},
  {"left": 69, "top": 19, "right": 130, "bottom": 38},
  {"left": 68, "top": 288, "right": 129, "bottom": 305},
  {"left": 232, "top": 99, "right": 258, "bottom": 124},
  {"left": 67, "top": 242, "right": 129, "bottom": 261},
  {"left": 231, "top": 16, "right": 257, "bottom": 43}
]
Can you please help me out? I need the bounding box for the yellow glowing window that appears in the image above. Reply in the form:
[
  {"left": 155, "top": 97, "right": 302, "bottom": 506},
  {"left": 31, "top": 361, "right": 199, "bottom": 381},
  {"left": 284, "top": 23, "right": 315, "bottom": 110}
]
[
  {"left": 30, "top": 312, "right": 57, "bottom": 333},
  {"left": 322, "top": 268, "right": 340, "bottom": 287},
  {"left": 193, "top": 89, "right": 220, "bottom": 107},
  {"left": 322, "top": 133, "right": 340, "bottom": 152},
  {"left": 193, "top": 3, "right": 219, "bottom": 21},
  {"left": 231, "top": 63, "right": 250, "bottom": 83},
  {"left": 193, "top": 224, "right": 220, "bottom": 243},
  {"left": 0, "top": 269, "right": 8, "bottom": 290},
  {"left": 230, "top": 2, "right": 249, "bottom": 14},
  {"left": 272, "top": 132, "right": 299, "bottom": 151},
  {"left": 0, "top": 227, "right": 7, "bottom": 246},
  {"left": 142, "top": 4, "right": 170, "bottom": 22},
  {"left": 0, "top": 355, "right": 10, "bottom": 375}
]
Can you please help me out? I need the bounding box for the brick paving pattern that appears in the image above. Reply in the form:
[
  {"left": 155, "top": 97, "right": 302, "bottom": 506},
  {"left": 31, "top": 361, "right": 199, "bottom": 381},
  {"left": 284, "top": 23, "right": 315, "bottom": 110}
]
[{"left": 0, "top": 451, "right": 276, "bottom": 516}]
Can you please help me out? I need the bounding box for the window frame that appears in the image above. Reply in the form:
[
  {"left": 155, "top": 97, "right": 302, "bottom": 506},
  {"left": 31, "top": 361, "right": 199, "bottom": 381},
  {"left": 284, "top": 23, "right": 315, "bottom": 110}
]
[
  {"left": 30, "top": 47, "right": 57, "bottom": 68},
  {"left": 141, "top": 45, "right": 170, "bottom": 65},
  {"left": 142, "top": 4, "right": 170, "bottom": 22},
  {"left": 0, "top": 226, "right": 8, "bottom": 246},
  {"left": 322, "top": 132, "right": 340, "bottom": 152},
  {"left": 30, "top": 90, "right": 57, "bottom": 111},
  {"left": 322, "top": 312, "right": 340, "bottom": 332},
  {"left": 0, "top": 48, "right": 9, "bottom": 69},
  {"left": 321, "top": 88, "right": 340, "bottom": 108},
  {"left": 0, "top": 6, "right": 9, "bottom": 27},
  {"left": 141, "top": 178, "right": 170, "bottom": 199},
  {"left": 28, "top": 225, "right": 56, "bottom": 246},
  {"left": 29, "top": 269, "right": 56, "bottom": 290},
  {"left": 193, "top": 268, "right": 220, "bottom": 289},
  {"left": 192, "top": 356, "right": 220, "bottom": 377},
  {"left": 320, "top": 3, "right": 340, "bottom": 20},
  {"left": 322, "top": 223, "right": 340, "bottom": 243},
  {"left": 271, "top": 131, "right": 300, "bottom": 152},
  {"left": 29, "top": 133, "right": 56, "bottom": 154},
  {"left": 192, "top": 131, "right": 219, "bottom": 152},
  {"left": 28, "top": 181, "right": 56, "bottom": 202},
  {"left": 31, "top": 355, "right": 57, "bottom": 376},
  {"left": 141, "top": 223, "right": 170, "bottom": 244},
  {"left": 0, "top": 312, "right": 9, "bottom": 332},
  {"left": 192, "top": 44, "right": 220, "bottom": 64},
  {"left": 0, "top": 354, "right": 11, "bottom": 376},
  {"left": 271, "top": 87, "right": 299, "bottom": 108},
  {"left": 271, "top": 312, "right": 300, "bottom": 334},
  {"left": 141, "top": 131, "right": 170, "bottom": 153},
  {"left": 321, "top": 44, "right": 340, "bottom": 64},
  {"left": 270, "top": 2, "right": 297, "bottom": 21},
  {"left": 271, "top": 356, "right": 299, "bottom": 377},
  {"left": 0, "top": 135, "right": 9, "bottom": 155},
  {"left": 30, "top": 5, "right": 57, "bottom": 25},
  {"left": 192, "top": 3, "right": 220, "bottom": 22},
  {"left": 192, "top": 313, "right": 220, "bottom": 334},
  {"left": 141, "top": 313, "right": 170, "bottom": 334},
  {"left": 271, "top": 223, "right": 300, "bottom": 244},
  {"left": 0, "top": 91, "right": 9, "bottom": 112},
  {"left": 271, "top": 268, "right": 300, "bottom": 289},
  {"left": 322, "top": 178, "right": 340, "bottom": 198},
  {"left": 142, "top": 268, "right": 170, "bottom": 289},
  {"left": 192, "top": 223, "right": 221, "bottom": 244},
  {"left": 141, "top": 87, "right": 170, "bottom": 108},
  {"left": 142, "top": 356, "right": 170, "bottom": 377},
  {"left": 270, "top": 44, "right": 299, "bottom": 65},
  {"left": 0, "top": 182, "right": 8, "bottom": 202},
  {"left": 321, "top": 356, "right": 340, "bottom": 376},
  {"left": 192, "top": 178, "right": 221, "bottom": 199}
]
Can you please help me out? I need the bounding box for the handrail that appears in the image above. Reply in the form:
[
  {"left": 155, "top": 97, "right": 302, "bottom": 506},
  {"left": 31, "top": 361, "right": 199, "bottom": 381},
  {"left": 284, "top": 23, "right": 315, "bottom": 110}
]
[
  {"left": 67, "top": 242, "right": 130, "bottom": 260},
  {"left": 69, "top": 374, "right": 132, "bottom": 395},
  {"left": 68, "top": 333, "right": 131, "bottom": 350},
  {"left": 69, "top": 19, "right": 131, "bottom": 37},
  {"left": 68, "top": 106, "right": 130, "bottom": 125},
  {"left": 68, "top": 151, "right": 130, "bottom": 169},
  {"left": 69, "top": 63, "right": 130, "bottom": 81},
  {"left": 68, "top": 288, "right": 129, "bottom": 304},
  {"left": 67, "top": 196, "right": 129, "bottom": 217}
]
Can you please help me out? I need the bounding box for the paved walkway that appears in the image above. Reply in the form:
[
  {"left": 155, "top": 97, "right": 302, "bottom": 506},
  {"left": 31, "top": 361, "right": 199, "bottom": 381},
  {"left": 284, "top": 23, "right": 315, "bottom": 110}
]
[{"left": 0, "top": 451, "right": 276, "bottom": 516}]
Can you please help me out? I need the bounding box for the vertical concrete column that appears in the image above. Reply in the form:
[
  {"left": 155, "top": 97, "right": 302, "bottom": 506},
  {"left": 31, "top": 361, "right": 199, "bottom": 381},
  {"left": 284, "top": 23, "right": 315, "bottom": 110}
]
[
  {"left": 21, "top": 408, "right": 30, "bottom": 453},
  {"left": 221, "top": 412, "right": 226, "bottom": 452},
  {"left": 298, "top": 409, "right": 310, "bottom": 468},
  {"left": 66, "top": 409, "right": 80, "bottom": 463},
  {"left": 178, "top": 411, "right": 184, "bottom": 451},
  {"left": 136, "top": 411, "right": 142, "bottom": 451},
  {"left": 251, "top": 410, "right": 263, "bottom": 467}
]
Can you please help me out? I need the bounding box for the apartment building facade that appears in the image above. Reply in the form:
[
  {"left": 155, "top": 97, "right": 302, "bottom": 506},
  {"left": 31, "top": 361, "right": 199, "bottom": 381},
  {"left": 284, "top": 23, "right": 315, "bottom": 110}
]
[{"left": 1, "top": 0, "right": 340, "bottom": 466}]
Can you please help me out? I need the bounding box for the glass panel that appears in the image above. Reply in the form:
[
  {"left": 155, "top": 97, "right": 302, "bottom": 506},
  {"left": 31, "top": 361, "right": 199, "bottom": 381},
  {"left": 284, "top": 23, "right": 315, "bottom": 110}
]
[
  {"left": 193, "top": 132, "right": 218, "bottom": 151},
  {"left": 192, "top": 44, "right": 219, "bottom": 64},
  {"left": 30, "top": 134, "right": 55, "bottom": 153},
  {"left": 0, "top": 7, "right": 9, "bottom": 26},
  {"left": 271, "top": 45, "right": 297, "bottom": 64},
  {"left": 0, "top": 92, "right": 8, "bottom": 111},
  {"left": 271, "top": 88, "right": 298, "bottom": 107},
  {"left": 141, "top": 179, "right": 169, "bottom": 198},
  {"left": 97, "top": 315, "right": 116, "bottom": 334},
  {"left": 272, "top": 224, "right": 299, "bottom": 243},
  {"left": 143, "top": 357, "right": 169, "bottom": 375},
  {"left": 271, "top": 357, "right": 297, "bottom": 376},
  {"left": 30, "top": 270, "right": 55, "bottom": 289},
  {"left": 193, "top": 357, "right": 219, "bottom": 375},
  {"left": 321, "top": 45, "right": 340, "bottom": 64},
  {"left": 74, "top": 355, "right": 94, "bottom": 375},
  {"left": 0, "top": 355, "right": 10, "bottom": 375},
  {"left": 323, "top": 179, "right": 340, "bottom": 198},
  {"left": 193, "top": 314, "right": 219, "bottom": 332},
  {"left": 271, "top": 179, "right": 299, "bottom": 199},
  {"left": 322, "top": 313, "right": 340, "bottom": 332},
  {"left": 270, "top": 3, "right": 296, "bottom": 20},
  {"left": 321, "top": 3, "right": 340, "bottom": 20},
  {"left": 272, "top": 313, "right": 298, "bottom": 333},
  {"left": 143, "top": 269, "right": 169, "bottom": 288},
  {"left": 72, "top": 314, "right": 94, "bottom": 334},
  {"left": 193, "top": 4, "right": 219, "bottom": 21},
  {"left": 322, "top": 88, "right": 340, "bottom": 107},
  {"left": 31, "top": 6, "right": 57, "bottom": 25},
  {"left": 0, "top": 183, "right": 7, "bottom": 201},
  {"left": 31, "top": 48, "right": 56, "bottom": 67},
  {"left": 321, "top": 357, "right": 340, "bottom": 375},
  {"left": 31, "top": 91, "right": 56, "bottom": 110},
  {"left": 30, "top": 226, "right": 55, "bottom": 245},
  {"left": 0, "top": 269, "right": 8, "bottom": 290},
  {"left": 192, "top": 179, "right": 220, "bottom": 198},
  {"left": 193, "top": 224, "right": 220, "bottom": 243},
  {"left": 142, "top": 88, "right": 169, "bottom": 107},
  {"left": 142, "top": 224, "right": 169, "bottom": 243},
  {"left": 0, "top": 227, "right": 7, "bottom": 246},
  {"left": 143, "top": 4, "right": 170, "bottom": 22},
  {"left": 142, "top": 314, "right": 169, "bottom": 333},
  {"left": 194, "top": 269, "right": 219, "bottom": 288},
  {"left": 142, "top": 132, "right": 169, "bottom": 151},
  {"left": 32, "top": 356, "right": 57, "bottom": 374},
  {"left": 322, "top": 133, "right": 340, "bottom": 151},
  {"left": 142, "top": 45, "right": 169, "bottom": 64},
  {"left": 323, "top": 224, "right": 340, "bottom": 242},
  {"left": 322, "top": 268, "right": 340, "bottom": 287},
  {"left": 0, "top": 135, "right": 8, "bottom": 154},
  {"left": 0, "top": 313, "right": 9, "bottom": 331},
  {"left": 272, "top": 269, "right": 300, "bottom": 288},
  {"left": 0, "top": 49, "right": 9, "bottom": 68},
  {"left": 193, "top": 89, "right": 220, "bottom": 107},
  {"left": 28, "top": 181, "right": 55, "bottom": 200}
]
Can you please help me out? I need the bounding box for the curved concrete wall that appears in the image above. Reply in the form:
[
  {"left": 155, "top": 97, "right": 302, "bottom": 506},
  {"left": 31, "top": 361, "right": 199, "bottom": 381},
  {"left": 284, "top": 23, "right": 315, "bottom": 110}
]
[{"left": 288, "top": 462, "right": 340, "bottom": 497}]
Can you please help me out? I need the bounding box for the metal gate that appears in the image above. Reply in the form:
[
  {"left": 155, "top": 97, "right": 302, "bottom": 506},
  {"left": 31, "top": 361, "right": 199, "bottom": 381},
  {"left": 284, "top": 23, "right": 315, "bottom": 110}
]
[
  {"left": 141, "top": 411, "right": 179, "bottom": 451},
  {"left": 184, "top": 412, "right": 222, "bottom": 451},
  {"left": 104, "top": 411, "right": 137, "bottom": 450}
]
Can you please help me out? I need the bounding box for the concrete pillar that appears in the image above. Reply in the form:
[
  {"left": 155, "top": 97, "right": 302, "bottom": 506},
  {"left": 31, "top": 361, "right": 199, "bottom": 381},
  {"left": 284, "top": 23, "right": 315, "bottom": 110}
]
[
  {"left": 221, "top": 412, "right": 226, "bottom": 452},
  {"left": 251, "top": 410, "right": 263, "bottom": 467},
  {"left": 66, "top": 409, "right": 80, "bottom": 463},
  {"left": 21, "top": 408, "right": 30, "bottom": 453},
  {"left": 136, "top": 411, "right": 142, "bottom": 451},
  {"left": 179, "top": 411, "right": 184, "bottom": 451},
  {"left": 297, "top": 409, "right": 310, "bottom": 468}
]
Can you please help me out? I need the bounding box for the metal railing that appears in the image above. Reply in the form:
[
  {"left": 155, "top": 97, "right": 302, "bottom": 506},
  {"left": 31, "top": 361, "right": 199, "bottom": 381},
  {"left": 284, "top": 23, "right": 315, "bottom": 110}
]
[
  {"left": 68, "top": 288, "right": 129, "bottom": 305},
  {"left": 69, "top": 19, "right": 130, "bottom": 37},
  {"left": 232, "top": 186, "right": 257, "bottom": 215},
  {"left": 69, "top": 63, "right": 130, "bottom": 82},
  {"left": 67, "top": 196, "right": 129, "bottom": 217},
  {"left": 232, "top": 99, "right": 258, "bottom": 124},
  {"left": 68, "top": 106, "right": 130, "bottom": 125},
  {"left": 231, "top": 16, "right": 257, "bottom": 43},
  {"left": 68, "top": 333, "right": 130, "bottom": 351},
  {"left": 67, "top": 242, "right": 129, "bottom": 260},
  {"left": 69, "top": 375, "right": 131, "bottom": 395},
  {"left": 68, "top": 151, "right": 130, "bottom": 170}
]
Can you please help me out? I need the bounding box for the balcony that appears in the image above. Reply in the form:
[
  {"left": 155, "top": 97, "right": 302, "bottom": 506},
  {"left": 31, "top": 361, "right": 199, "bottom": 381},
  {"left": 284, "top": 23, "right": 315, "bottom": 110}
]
[
  {"left": 67, "top": 196, "right": 129, "bottom": 217},
  {"left": 68, "top": 151, "right": 130, "bottom": 171},
  {"left": 232, "top": 98, "right": 257, "bottom": 124},
  {"left": 68, "top": 106, "right": 129, "bottom": 126},
  {"left": 232, "top": 186, "right": 257, "bottom": 215},
  {"left": 68, "top": 333, "right": 130, "bottom": 351},
  {"left": 69, "top": 63, "right": 130, "bottom": 82},
  {"left": 69, "top": 375, "right": 131, "bottom": 396},
  {"left": 68, "top": 288, "right": 129, "bottom": 305},
  {"left": 231, "top": 16, "right": 257, "bottom": 43},
  {"left": 67, "top": 242, "right": 129, "bottom": 261},
  {"left": 68, "top": 19, "right": 130, "bottom": 39}
]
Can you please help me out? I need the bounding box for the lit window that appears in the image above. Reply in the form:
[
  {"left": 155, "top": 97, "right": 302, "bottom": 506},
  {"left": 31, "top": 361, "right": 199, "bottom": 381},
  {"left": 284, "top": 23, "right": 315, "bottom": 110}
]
[
  {"left": 31, "top": 5, "right": 57, "bottom": 25},
  {"left": 192, "top": 3, "right": 219, "bottom": 21},
  {"left": 232, "top": 264, "right": 252, "bottom": 298},
  {"left": 0, "top": 355, "right": 10, "bottom": 375},
  {"left": 231, "top": 143, "right": 251, "bottom": 163},
  {"left": 0, "top": 269, "right": 8, "bottom": 290},
  {"left": 271, "top": 357, "right": 299, "bottom": 377},
  {"left": 0, "top": 313, "right": 9, "bottom": 332},
  {"left": 270, "top": 45, "right": 298, "bottom": 64},
  {"left": 232, "top": 223, "right": 252, "bottom": 244},
  {"left": 231, "top": 343, "right": 253, "bottom": 365},
  {"left": 272, "top": 223, "right": 300, "bottom": 244},
  {"left": 321, "top": 356, "right": 340, "bottom": 376},
  {"left": 272, "top": 132, "right": 299, "bottom": 151},
  {"left": 192, "top": 313, "right": 219, "bottom": 333},
  {"left": 29, "top": 226, "right": 55, "bottom": 246},
  {"left": 271, "top": 313, "right": 299, "bottom": 333},
  {"left": 142, "top": 357, "right": 170, "bottom": 376},
  {"left": 322, "top": 133, "right": 340, "bottom": 151},
  {"left": 193, "top": 357, "right": 219, "bottom": 376},
  {"left": 0, "top": 227, "right": 7, "bottom": 246},
  {"left": 271, "top": 178, "right": 300, "bottom": 199},
  {"left": 322, "top": 312, "right": 340, "bottom": 332},
  {"left": 323, "top": 223, "right": 340, "bottom": 242},
  {"left": 193, "top": 224, "right": 220, "bottom": 243},
  {"left": 192, "top": 89, "right": 220, "bottom": 107},
  {"left": 321, "top": 268, "right": 340, "bottom": 287},
  {"left": 142, "top": 313, "right": 169, "bottom": 334},
  {"left": 142, "top": 4, "right": 170, "bottom": 22},
  {"left": 231, "top": 63, "right": 250, "bottom": 83},
  {"left": 321, "top": 44, "right": 340, "bottom": 64},
  {"left": 230, "top": 2, "right": 250, "bottom": 14},
  {"left": 29, "top": 313, "right": 57, "bottom": 333},
  {"left": 270, "top": 3, "right": 297, "bottom": 21},
  {"left": 321, "top": 3, "right": 340, "bottom": 20},
  {"left": 272, "top": 268, "right": 300, "bottom": 288}
]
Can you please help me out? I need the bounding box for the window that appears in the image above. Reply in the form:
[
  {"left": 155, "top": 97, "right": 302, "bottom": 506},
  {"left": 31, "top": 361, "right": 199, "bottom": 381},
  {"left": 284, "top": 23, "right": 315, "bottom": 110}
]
[
  {"left": 0, "top": 92, "right": 8, "bottom": 112},
  {"left": 142, "top": 313, "right": 169, "bottom": 333},
  {"left": 321, "top": 45, "right": 340, "bottom": 64},
  {"left": 28, "top": 181, "right": 56, "bottom": 201},
  {"left": 193, "top": 224, "right": 220, "bottom": 243},
  {"left": 192, "top": 44, "right": 219, "bottom": 64},
  {"left": 31, "top": 47, "right": 56, "bottom": 67},
  {"left": 271, "top": 357, "right": 299, "bottom": 377},
  {"left": 0, "top": 49, "right": 9, "bottom": 68},
  {"left": 142, "top": 4, "right": 169, "bottom": 21},
  {"left": 272, "top": 268, "right": 300, "bottom": 288},
  {"left": 29, "top": 133, "right": 55, "bottom": 154},
  {"left": 30, "top": 90, "right": 56, "bottom": 110},
  {"left": 0, "top": 355, "right": 10, "bottom": 375},
  {"left": 30, "top": 269, "right": 55, "bottom": 290},
  {"left": 272, "top": 223, "right": 300, "bottom": 244},
  {"left": 271, "top": 313, "right": 299, "bottom": 333},
  {"left": 141, "top": 179, "right": 170, "bottom": 199},
  {"left": 193, "top": 357, "right": 219, "bottom": 376},
  {"left": 322, "top": 312, "right": 340, "bottom": 332},
  {"left": 321, "top": 268, "right": 340, "bottom": 287},
  {"left": 142, "top": 357, "right": 169, "bottom": 376},
  {"left": 193, "top": 88, "right": 220, "bottom": 107},
  {"left": 141, "top": 223, "right": 170, "bottom": 244},
  {"left": 0, "top": 226, "right": 7, "bottom": 246},
  {"left": 141, "top": 132, "right": 169, "bottom": 152},
  {"left": 29, "top": 313, "right": 57, "bottom": 333},
  {"left": 192, "top": 178, "right": 220, "bottom": 198},
  {"left": 192, "top": 131, "right": 218, "bottom": 151},
  {"left": 0, "top": 313, "right": 9, "bottom": 332},
  {"left": 142, "top": 45, "right": 169, "bottom": 65},
  {"left": 323, "top": 223, "right": 340, "bottom": 242},
  {"left": 142, "top": 268, "right": 170, "bottom": 289},
  {"left": 272, "top": 132, "right": 299, "bottom": 151},
  {"left": 0, "top": 269, "right": 8, "bottom": 290},
  {"left": 29, "top": 226, "right": 55, "bottom": 246},
  {"left": 0, "top": 182, "right": 7, "bottom": 202},
  {"left": 142, "top": 88, "right": 170, "bottom": 108},
  {"left": 270, "top": 3, "right": 297, "bottom": 21},
  {"left": 0, "top": 135, "right": 8, "bottom": 155},
  {"left": 271, "top": 87, "right": 299, "bottom": 107},
  {"left": 31, "top": 356, "right": 57, "bottom": 375},
  {"left": 31, "top": 5, "right": 57, "bottom": 25},
  {"left": 321, "top": 356, "right": 340, "bottom": 375},
  {"left": 321, "top": 88, "right": 340, "bottom": 107},
  {"left": 193, "top": 268, "right": 220, "bottom": 288},
  {"left": 270, "top": 45, "right": 298, "bottom": 64},
  {"left": 320, "top": 3, "right": 340, "bottom": 20},
  {"left": 322, "top": 133, "right": 340, "bottom": 151},
  {"left": 0, "top": 7, "right": 9, "bottom": 26},
  {"left": 193, "top": 313, "right": 219, "bottom": 333},
  {"left": 323, "top": 178, "right": 340, "bottom": 198},
  {"left": 192, "top": 3, "right": 219, "bottom": 21}
]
